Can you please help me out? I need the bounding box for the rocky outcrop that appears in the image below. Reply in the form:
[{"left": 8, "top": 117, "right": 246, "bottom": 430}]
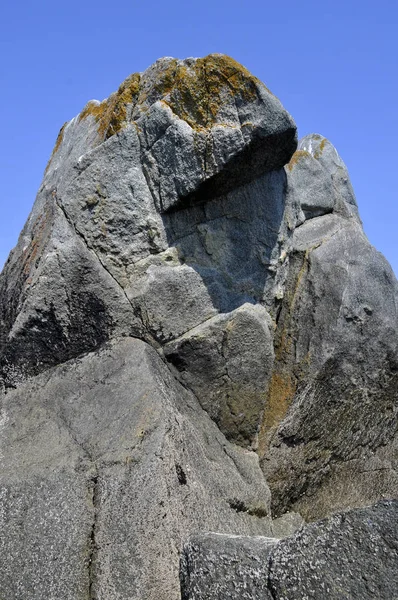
[
  {"left": 180, "top": 500, "right": 398, "bottom": 600},
  {"left": 164, "top": 303, "right": 275, "bottom": 447},
  {"left": 0, "top": 54, "right": 296, "bottom": 391},
  {"left": 0, "top": 54, "right": 397, "bottom": 598},
  {"left": 259, "top": 134, "right": 398, "bottom": 519},
  {"left": 0, "top": 338, "right": 276, "bottom": 599}
]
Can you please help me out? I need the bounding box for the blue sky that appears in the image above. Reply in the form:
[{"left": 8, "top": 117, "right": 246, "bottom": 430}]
[{"left": 1, "top": 0, "right": 397, "bottom": 274}]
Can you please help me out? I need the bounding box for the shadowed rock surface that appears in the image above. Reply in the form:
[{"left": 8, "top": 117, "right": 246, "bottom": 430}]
[{"left": 0, "top": 54, "right": 397, "bottom": 598}]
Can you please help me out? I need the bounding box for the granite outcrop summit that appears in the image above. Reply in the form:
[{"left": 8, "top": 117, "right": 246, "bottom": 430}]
[{"left": 0, "top": 54, "right": 397, "bottom": 599}]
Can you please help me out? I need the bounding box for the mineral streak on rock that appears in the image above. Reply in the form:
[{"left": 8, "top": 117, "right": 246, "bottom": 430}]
[{"left": 0, "top": 54, "right": 397, "bottom": 599}]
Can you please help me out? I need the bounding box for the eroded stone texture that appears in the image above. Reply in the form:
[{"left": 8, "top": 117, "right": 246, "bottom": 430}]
[
  {"left": 75, "top": 54, "right": 297, "bottom": 212},
  {"left": 1, "top": 52, "right": 398, "bottom": 599},
  {"left": 180, "top": 501, "right": 398, "bottom": 600},
  {"left": 286, "top": 133, "right": 360, "bottom": 224},
  {"left": 180, "top": 533, "right": 277, "bottom": 600},
  {"left": 0, "top": 54, "right": 296, "bottom": 391},
  {"left": 164, "top": 303, "right": 275, "bottom": 448},
  {"left": 259, "top": 210, "right": 398, "bottom": 519},
  {"left": 268, "top": 500, "right": 398, "bottom": 599},
  {"left": 0, "top": 338, "right": 274, "bottom": 600}
]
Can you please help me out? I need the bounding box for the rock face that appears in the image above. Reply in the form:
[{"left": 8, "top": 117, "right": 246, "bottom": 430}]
[
  {"left": 0, "top": 54, "right": 397, "bottom": 598},
  {"left": 180, "top": 533, "right": 277, "bottom": 600},
  {"left": 181, "top": 500, "right": 398, "bottom": 600},
  {"left": 259, "top": 133, "right": 398, "bottom": 519},
  {"left": 0, "top": 338, "right": 275, "bottom": 599}
]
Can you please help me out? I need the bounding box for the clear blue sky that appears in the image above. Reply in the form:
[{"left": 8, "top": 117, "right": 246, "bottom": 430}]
[{"left": 1, "top": 0, "right": 397, "bottom": 274}]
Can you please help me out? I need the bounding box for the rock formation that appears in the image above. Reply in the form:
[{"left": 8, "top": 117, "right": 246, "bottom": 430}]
[
  {"left": 181, "top": 500, "right": 398, "bottom": 600},
  {"left": 0, "top": 54, "right": 397, "bottom": 598}
]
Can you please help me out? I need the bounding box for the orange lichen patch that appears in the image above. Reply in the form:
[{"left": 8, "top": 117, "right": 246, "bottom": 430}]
[
  {"left": 275, "top": 250, "right": 310, "bottom": 364},
  {"left": 44, "top": 122, "right": 67, "bottom": 174},
  {"left": 258, "top": 252, "right": 312, "bottom": 457},
  {"left": 259, "top": 372, "right": 296, "bottom": 433},
  {"left": 80, "top": 72, "right": 141, "bottom": 139},
  {"left": 286, "top": 149, "right": 311, "bottom": 171}
]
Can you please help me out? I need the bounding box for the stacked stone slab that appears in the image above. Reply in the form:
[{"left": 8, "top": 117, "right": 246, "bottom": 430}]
[{"left": 0, "top": 54, "right": 397, "bottom": 598}]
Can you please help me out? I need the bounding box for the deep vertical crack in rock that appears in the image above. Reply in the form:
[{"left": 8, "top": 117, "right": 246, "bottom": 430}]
[
  {"left": 266, "top": 552, "right": 278, "bottom": 600},
  {"left": 88, "top": 469, "right": 100, "bottom": 600}
]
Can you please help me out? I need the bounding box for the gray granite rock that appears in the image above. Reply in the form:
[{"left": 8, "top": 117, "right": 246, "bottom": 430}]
[
  {"left": 0, "top": 337, "right": 274, "bottom": 600},
  {"left": 164, "top": 303, "right": 274, "bottom": 448},
  {"left": 133, "top": 55, "right": 297, "bottom": 212},
  {"left": 0, "top": 54, "right": 296, "bottom": 389},
  {"left": 285, "top": 133, "right": 360, "bottom": 225},
  {"left": 268, "top": 500, "right": 398, "bottom": 599},
  {"left": 180, "top": 501, "right": 398, "bottom": 600},
  {"left": 259, "top": 212, "right": 398, "bottom": 519},
  {"left": 299, "top": 133, "right": 359, "bottom": 219},
  {"left": 180, "top": 533, "right": 277, "bottom": 600},
  {"left": 1, "top": 52, "right": 398, "bottom": 600}
]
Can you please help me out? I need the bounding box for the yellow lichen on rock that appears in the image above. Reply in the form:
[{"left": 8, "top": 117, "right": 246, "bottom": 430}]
[
  {"left": 258, "top": 251, "right": 311, "bottom": 456},
  {"left": 80, "top": 72, "right": 141, "bottom": 139},
  {"left": 163, "top": 54, "right": 263, "bottom": 131},
  {"left": 313, "top": 137, "right": 327, "bottom": 159},
  {"left": 44, "top": 122, "right": 67, "bottom": 173},
  {"left": 79, "top": 54, "right": 266, "bottom": 138},
  {"left": 286, "top": 149, "right": 311, "bottom": 171}
]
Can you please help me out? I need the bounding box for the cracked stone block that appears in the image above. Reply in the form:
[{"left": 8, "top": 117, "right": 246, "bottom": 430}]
[
  {"left": 164, "top": 303, "right": 275, "bottom": 448},
  {"left": 0, "top": 337, "right": 273, "bottom": 600}
]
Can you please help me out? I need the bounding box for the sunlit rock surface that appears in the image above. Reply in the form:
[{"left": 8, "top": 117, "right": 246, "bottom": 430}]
[{"left": 0, "top": 54, "right": 397, "bottom": 599}]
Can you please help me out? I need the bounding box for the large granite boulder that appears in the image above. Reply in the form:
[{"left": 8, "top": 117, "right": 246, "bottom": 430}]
[
  {"left": 258, "top": 138, "right": 398, "bottom": 519},
  {"left": 0, "top": 54, "right": 397, "bottom": 598},
  {"left": 180, "top": 500, "right": 398, "bottom": 600},
  {"left": 0, "top": 338, "right": 275, "bottom": 600},
  {"left": 0, "top": 53, "right": 296, "bottom": 391}
]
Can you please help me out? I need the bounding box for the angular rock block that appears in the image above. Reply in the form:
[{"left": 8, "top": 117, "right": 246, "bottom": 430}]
[
  {"left": 0, "top": 338, "right": 274, "bottom": 600},
  {"left": 180, "top": 501, "right": 398, "bottom": 600},
  {"left": 180, "top": 533, "right": 277, "bottom": 600}
]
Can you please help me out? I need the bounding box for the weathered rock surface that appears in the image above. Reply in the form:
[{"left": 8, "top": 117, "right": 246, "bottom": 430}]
[
  {"left": 0, "top": 337, "right": 275, "bottom": 600},
  {"left": 180, "top": 500, "right": 398, "bottom": 600},
  {"left": 287, "top": 133, "right": 360, "bottom": 223},
  {"left": 0, "top": 53, "right": 296, "bottom": 391},
  {"left": 164, "top": 303, "right": 275, "bottom": 448},
  {"left": 1, "top": 53, "right": 398, "bottom": 598},
  {"left": 269, "top": 499, "right": 398, "bottom": 599},
  {"left": 180, "top": 533, "right": 277, "bottom": 600},
  {"left": 259, "top": 207, "right": 398, "bottom": 519}
]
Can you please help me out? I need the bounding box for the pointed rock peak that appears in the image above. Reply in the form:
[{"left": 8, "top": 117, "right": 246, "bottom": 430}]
[
  {"left": 299, "top": 133, "right": 348, "bottom": 169},
  {"left": 287, "top": 133, "right": 359, "bottom": 222},
  {"left": 46, "top": 54, "right": 297, "bottom": 211}
]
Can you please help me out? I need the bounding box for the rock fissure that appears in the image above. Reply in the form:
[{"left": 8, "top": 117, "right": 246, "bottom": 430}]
[{"left": 88, "top": 470, "right": 100, "bottom": 600}]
